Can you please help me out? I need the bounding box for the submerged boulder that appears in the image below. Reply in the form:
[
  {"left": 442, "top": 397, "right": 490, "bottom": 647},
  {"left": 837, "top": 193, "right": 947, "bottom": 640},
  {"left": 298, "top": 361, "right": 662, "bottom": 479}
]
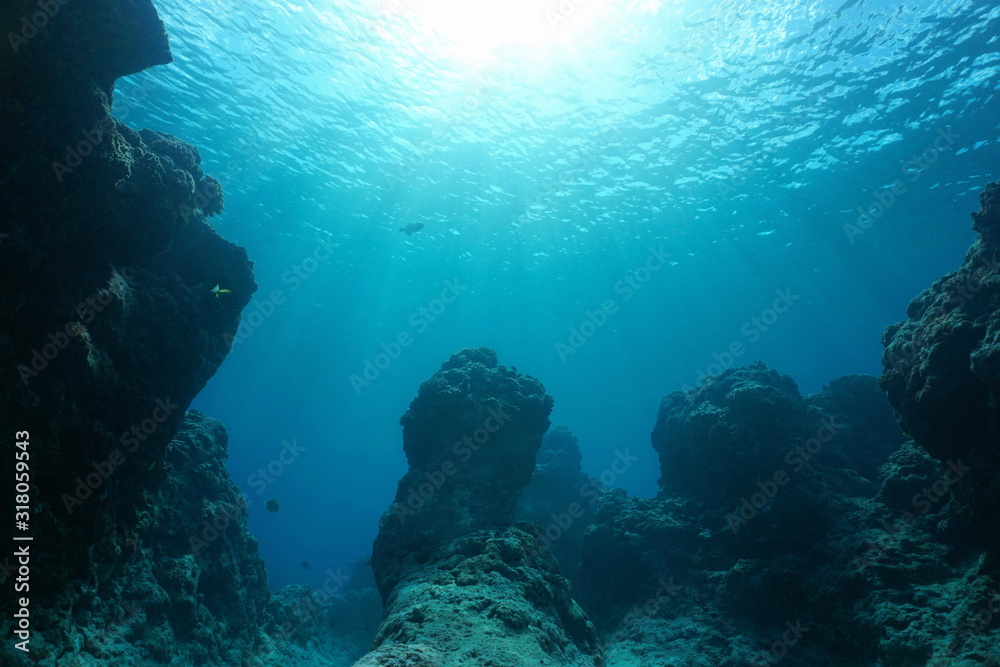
[{"left": 0, "top": 413, "right": 271, "bottom": 666}]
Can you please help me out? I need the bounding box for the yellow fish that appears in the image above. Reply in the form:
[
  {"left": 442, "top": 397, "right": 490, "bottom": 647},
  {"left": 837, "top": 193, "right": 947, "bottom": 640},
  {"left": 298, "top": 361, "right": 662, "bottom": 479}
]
[{"left": 210, "top": 284, "right": 232, "bottom": 298}]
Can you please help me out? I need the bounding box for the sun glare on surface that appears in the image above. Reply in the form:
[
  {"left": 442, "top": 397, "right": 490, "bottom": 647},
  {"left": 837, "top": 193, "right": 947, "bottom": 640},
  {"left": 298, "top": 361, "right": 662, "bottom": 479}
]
[{"left": 374, "top": 0, "right": 620, "bottom": 65}]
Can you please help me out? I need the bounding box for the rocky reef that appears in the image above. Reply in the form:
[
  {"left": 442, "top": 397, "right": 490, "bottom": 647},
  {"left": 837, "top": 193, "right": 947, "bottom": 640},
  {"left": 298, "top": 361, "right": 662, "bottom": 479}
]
[
  {"left": 9, "top": 413, "right": 270, "bottom": 665},
  {"left": 881, "top": 180, "right": 1000, "bottom": 571},
  {"left": 4, "top": 1, "right": 1000, "bottom": 665},
  {"left": 0, "top": 1, "right": 265, "bottom": 663},
  {"left": 262, "top": 559, "right": 383, "bottom": 667},
  {"left": 368, "top": 348, "right": 603, "bottom": 666},
  {"left": 576, "top": 364, "right": 1000, "bottom": 666}
]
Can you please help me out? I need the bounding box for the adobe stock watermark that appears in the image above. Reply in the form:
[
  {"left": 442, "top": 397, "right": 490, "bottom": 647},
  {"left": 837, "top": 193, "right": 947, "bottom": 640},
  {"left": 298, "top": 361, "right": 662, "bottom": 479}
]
[
  {"left": 271, "top": 565, "right": 355, "bottom": 645},
  {"left": 51, "top": 117, "right": 115, "bottom": 182},
  {"left": 350, "top": 278, "right": 468, "bottom": 395},
  {"left": 190, "top": 437, "right": 306, "bottom": 555},
  {"left": 555, "top": 246, "right": 671, "bottom": 362},
  {"left": 246, "top": 438, "right": 307, "bottom": 501},
  {"left": 844, "top": 126, "right": 960, "bottom": 243},
  {"left": 752, "top": 620, "right": 811, "bottom": 666},
  {"left": 390, "top": 407, "right": 510, "bottom": 524},
  {"left": 524, "top": 448, "right": 639, "bottom": 565},
  {"left": 948, "top": 585, "right": 1000, "bottom": 657},
  {"left": 885, "top": 251, "right": 999, "bottom": 374},
  {"left": 6, "top": 0, "right": 71, "bottom": 55},
  {"left": 544, "top": 0, "right": 594, "bottom": 30},
  {"left": 17, "top": 268, "right": 135, "bottom": 384},
  {"left": 724, "top": 416, "right": 841, "bottom": 534},
  {"left": 60, "top": 397, "right": 181, "bottom": 515},
  {"left": 680, "top": 287, "right": 799, "bottom": 392},
  {"left": 618, "top": 575, "right": 683, "bottom": 636},
  {"left": 186, "top": 124, "right": 266, "bottom": 216},
  {"left": 51, "top": 73, "right": 167, "bottom": 183},
  {"left": 225, "top": 236, "right": 338, "bottom": 347},
  {"left": 636, "top": 576, "right": 681, "bottom": 622},
  {"left": 853, "top": 458, "right": 970, "bottom": 573}
]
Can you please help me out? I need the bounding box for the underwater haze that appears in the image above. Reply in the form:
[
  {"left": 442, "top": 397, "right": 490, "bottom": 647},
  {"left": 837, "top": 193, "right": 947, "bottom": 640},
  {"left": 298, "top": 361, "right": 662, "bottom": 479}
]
[{"left": 109, "top": 0, "right": 999, "bottom": 592}]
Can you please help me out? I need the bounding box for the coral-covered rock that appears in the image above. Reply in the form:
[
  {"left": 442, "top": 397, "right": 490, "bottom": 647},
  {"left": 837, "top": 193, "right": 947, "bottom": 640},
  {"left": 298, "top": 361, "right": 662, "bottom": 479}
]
[
  {"left": 649, "top": 365, "right": 899, "bottom": 557},
  {"left": 367, "top": 349, "right": 602, "bottom": 666},
  {"left": 368, "top": 526, "right": 601, "bottom": 667},
  {"left": 881, "top": 179, "right": 1000, "bottom": 566},
  {"left": 260, "top": 577, "right": 382, "bottom": 667}
]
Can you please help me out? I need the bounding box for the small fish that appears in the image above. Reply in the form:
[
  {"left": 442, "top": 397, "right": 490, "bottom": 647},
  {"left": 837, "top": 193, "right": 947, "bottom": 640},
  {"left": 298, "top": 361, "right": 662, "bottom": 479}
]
[
  {"left": 300, "top": 561, "right": 311, "bottom": 571},
  {"left": 210, "top": 284, "right": 232, "bottom": 298},
  {"left": 399, "top": 222, "right": 425, "bottom": 236},
  {"left": 265, "top": 498, "right": 279, "bottom": 512}
]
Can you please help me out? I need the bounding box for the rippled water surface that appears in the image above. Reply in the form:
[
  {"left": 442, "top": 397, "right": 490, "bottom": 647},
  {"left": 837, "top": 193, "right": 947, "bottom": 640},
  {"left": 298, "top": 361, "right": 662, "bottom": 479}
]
[{"left": 114, "top": 0, "right": 999, "bottom": 587}]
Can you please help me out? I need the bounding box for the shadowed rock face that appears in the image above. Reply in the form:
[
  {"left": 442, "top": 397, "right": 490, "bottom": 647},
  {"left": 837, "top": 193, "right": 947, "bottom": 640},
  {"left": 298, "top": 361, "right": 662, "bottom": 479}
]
[
  {"left": 0, "top": 1, "right": 260, "bottom": 663},
  {"left": 515, "top": 426, "right": 600, "bottom": 586},
  {"left": 368, "top": 349, "right": 603, "bottom": 666},
  {"left": 54, "top": 413, "right": 269, "bottom": 665},
  {"left": 372, "top": 347, "right": 554, "bottom": 598},
  {"left": 881, "top": 180, "right": 1000, "bottom": 567},
  {"left": 651, "top": 362, "right": 813, "bottom": 507},
  {"left": 577, "top": 367, "right": 988, "bottom": 667}
]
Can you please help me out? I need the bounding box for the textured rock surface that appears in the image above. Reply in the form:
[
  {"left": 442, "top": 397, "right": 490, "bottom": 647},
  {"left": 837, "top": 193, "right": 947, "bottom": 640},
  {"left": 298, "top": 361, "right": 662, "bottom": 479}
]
[
  {"left": 578, "top": 367, "right": 999, "bottom": 666},
  {"left": 367, "top": 349, "right": 603, "bottom": 666},
  {"left": 0, "top": 1, "right": 261, "bottom": 664},
  {"left": 0, "top": 413, "right": 273, "bottom": 666},
  {"left": 515, "top": 426, "right": 600, "bottom": 587},
  {"left": 260, "top": 574, "right": 383, "bottom": 667},
  {"left": 881, "top": 179, "right": 1000, "bottom": 568},
  {"left": 372, "top": 347, "right": 555, "bottom": 597},
  {"left": 367, "top": 526, "right": 601, "bottom": 667}
]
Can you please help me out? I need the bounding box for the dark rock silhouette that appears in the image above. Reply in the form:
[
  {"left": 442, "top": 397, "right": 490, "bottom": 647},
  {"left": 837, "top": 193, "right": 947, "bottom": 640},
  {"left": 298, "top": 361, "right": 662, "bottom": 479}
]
[
  {"left": 367, "top": 348, "right": 603, "bottom": 666},
  {"left": 372, "top": 347, "right": 554, "bottom": 596},
  {"left": 881, "top": 179, "right": 1000, "bottom": 571},
  {"left": 0, "top": 2, "right": 261, "bottom": 664},
  {"left": 576, "top": 366, "right": 988, "bottom": 666},
  {"left": 515, "top": 426, "right": 600, "bottom": 587},
  {"left": 5, "top": 2, "right": 999, "bottom": 665}
]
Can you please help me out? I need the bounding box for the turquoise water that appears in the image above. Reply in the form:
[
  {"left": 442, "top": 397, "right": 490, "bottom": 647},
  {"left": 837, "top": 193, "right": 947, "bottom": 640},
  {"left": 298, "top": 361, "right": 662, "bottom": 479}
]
[{"left": 112, "top": 0, "right": 998, "bottom": 590}]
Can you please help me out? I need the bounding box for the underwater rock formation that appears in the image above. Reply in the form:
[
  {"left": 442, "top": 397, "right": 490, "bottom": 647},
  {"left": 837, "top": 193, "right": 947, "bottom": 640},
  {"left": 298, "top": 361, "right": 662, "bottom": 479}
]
[
  {"left": 881, "top": 179, "right": 1000, "bottom": 569},
  {"left": 372, "top": 347, "right": 554, "bottom": 596},
  {"left": 0, "top": 1, "right": 260, "bottom": 664},
  {"left": 263, "top": 567, "right": 383, "bottom": 667},
  {"left": 0, "top": 412, "right": 274, "bottom": 665},
  {"left": 367, "top": 349, "right": 603, "bottom": 666},
  {"left": 515, "top": 426, "right": 599, "bottom": 587},
  {"left": 28, "top": 413, "right": 267, "bottom": 665},
  {"left": 577, "top": 366, "right": 997, "bottom": 666}
]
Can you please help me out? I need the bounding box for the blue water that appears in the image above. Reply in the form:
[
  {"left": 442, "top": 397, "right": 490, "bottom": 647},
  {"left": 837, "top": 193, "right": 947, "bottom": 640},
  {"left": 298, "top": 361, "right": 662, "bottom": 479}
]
[{"left": 112, "top": 0, "right": 999, "bottom": 591}]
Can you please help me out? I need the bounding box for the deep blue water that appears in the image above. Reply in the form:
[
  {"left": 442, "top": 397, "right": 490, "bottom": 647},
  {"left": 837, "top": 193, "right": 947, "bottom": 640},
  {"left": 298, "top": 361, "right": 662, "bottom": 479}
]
[{"left": 112, "top": 0, "right": 998, "bottom": 591}]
